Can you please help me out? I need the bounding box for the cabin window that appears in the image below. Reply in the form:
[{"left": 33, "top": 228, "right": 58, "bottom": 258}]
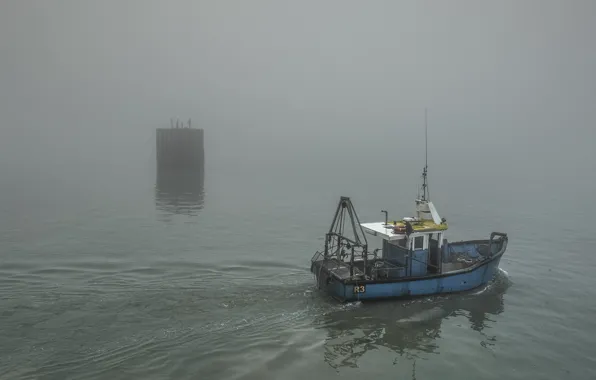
[
  {"left": 414, "top": 236, "right": 424, "bottom": 250},
  {"left": 395, "top": 238, "right": 408, "bottom": 248},
  {"left": 429, "top": 233, "right": 440, "bottom": 248}
]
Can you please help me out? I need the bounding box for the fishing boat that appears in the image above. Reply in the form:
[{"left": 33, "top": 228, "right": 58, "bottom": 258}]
[{"left": 310, "top": 115, "right": 508, "bottom": 302}]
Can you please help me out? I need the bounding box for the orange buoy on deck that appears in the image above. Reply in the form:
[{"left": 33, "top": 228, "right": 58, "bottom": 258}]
[{"left": 393, "top": 224, "right": 406, "bottom": 233}]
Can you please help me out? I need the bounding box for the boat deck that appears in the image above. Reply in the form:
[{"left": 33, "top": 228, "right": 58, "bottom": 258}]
[{"left": 318, "top": 259, "right": 364, "bottom": 280}]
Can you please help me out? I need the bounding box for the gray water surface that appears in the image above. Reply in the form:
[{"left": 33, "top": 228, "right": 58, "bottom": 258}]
[{"left": 1, "top": 160, "right": 595, "bottom": 380}]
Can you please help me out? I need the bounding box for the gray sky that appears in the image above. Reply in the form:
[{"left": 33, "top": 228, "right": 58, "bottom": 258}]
[{"left": 1, "top": 0, "right": 594, "bottom": 186}]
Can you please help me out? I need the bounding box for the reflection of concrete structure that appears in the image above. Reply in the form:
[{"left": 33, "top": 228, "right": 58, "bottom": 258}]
[
  {"left": 155, "top": 167, "right": 205, "bottom": 217},
  {"left": 317, "top": 272, "right": 509, "bottom": 371}
]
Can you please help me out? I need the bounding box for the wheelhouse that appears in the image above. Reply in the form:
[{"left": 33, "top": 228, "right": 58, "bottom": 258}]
[{"left": 358, "top": 199, "right": 448, "bottom": 279}]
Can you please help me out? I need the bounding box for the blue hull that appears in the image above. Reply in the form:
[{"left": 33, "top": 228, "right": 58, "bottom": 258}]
[{"left": 322, "top": 255, "right": 503, "bottom": 302}]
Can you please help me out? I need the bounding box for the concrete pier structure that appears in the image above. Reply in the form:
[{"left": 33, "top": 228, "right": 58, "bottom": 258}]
[
  {"left": 156, "top": 122, "right": 204, "bottom": 171},
  {"left": 155, "top": 120, "right": 206, "bottom": 218}
]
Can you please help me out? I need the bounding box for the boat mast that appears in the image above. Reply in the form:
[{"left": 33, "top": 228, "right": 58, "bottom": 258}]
[{"left": 420, "top": 108, "right": 430, "bottom": 202}]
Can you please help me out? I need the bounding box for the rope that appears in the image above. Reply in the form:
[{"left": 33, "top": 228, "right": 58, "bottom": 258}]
[{"left": 317, "top": 260, "right": 325, "bottom": 289}]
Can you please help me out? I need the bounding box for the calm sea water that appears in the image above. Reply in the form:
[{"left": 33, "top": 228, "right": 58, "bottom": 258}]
[{"left": 1, "top": 152, "right": 596, "bottom": 380}]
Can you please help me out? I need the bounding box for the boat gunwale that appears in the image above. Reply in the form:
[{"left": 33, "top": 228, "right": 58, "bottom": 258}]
[{"left": 320, "top": 236, "right": 508, "bottom": 285}]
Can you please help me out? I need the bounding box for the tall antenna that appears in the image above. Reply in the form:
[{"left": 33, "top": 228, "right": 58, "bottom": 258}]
[
  {"left": 420, "top": 108, "right": 430, "bottom": 201},
  {"left": 425, "top": 108, "right": 428, "bottom": 171}
]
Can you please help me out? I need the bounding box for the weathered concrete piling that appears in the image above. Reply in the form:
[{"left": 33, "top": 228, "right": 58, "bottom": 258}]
[
  {"left": 156, "top": 119, "right": 204, "bottom": 171},
  {"left": 155, "top": 119, "right": 205, "bottom": 216}
]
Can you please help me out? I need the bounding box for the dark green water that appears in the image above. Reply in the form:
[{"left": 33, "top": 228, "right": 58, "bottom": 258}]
[{"left": 1, "top": 154, "right": 595, "bottom": 380}]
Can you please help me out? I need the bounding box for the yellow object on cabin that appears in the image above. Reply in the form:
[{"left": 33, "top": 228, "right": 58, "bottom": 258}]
[{"left": 388, "top": 219, "right": 448, "bottom": 232}]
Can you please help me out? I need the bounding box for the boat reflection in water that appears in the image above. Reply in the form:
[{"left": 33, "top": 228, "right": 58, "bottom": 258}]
[
  {"left": 155, "top": 168, "right": 205, "bottom": 217},
  {"left": 315, "top": 270, "right": 510, "bottom": 372}
]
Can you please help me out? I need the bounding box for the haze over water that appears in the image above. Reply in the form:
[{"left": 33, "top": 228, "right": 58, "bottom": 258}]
[{"left": 1, "top": 1, "right": 596, "bottom": 379}]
